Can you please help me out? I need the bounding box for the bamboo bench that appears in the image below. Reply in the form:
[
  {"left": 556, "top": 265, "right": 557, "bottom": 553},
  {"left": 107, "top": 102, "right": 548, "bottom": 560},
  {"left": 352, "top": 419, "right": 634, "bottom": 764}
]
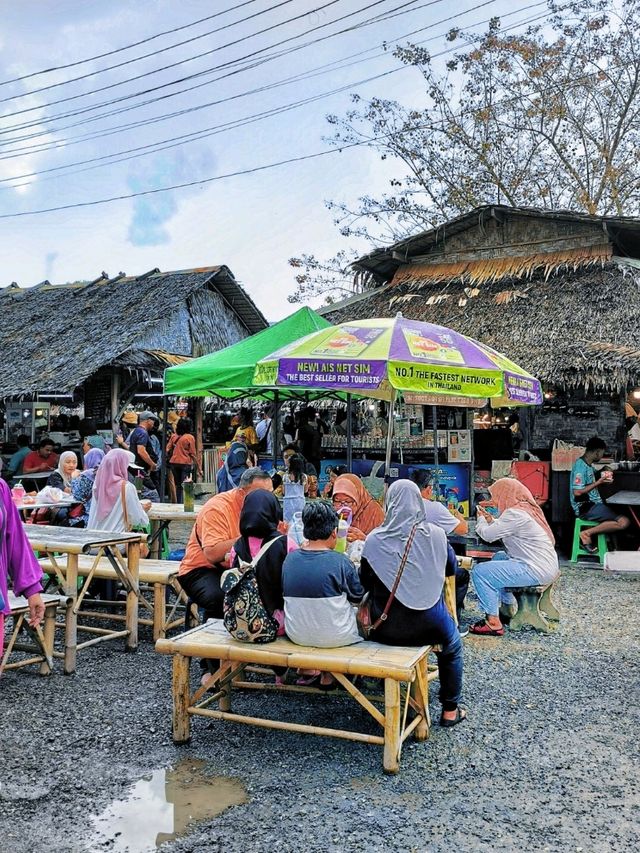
[
  {"left": 156, "top": 619, "right": 437, "bottom": 774},
  {"left": 504, "top": 582, "right": 560, "bottom": 633},
  {"left": 1, "top": 592, "right": 71, "bottom": 675},
  {"left": 38, "top": 555, "right": 193, "bottom": 640}
]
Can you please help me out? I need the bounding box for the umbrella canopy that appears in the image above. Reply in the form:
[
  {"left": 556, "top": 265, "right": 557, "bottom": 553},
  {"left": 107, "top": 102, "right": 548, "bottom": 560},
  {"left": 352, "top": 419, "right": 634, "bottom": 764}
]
[
  {"left": 164, "top": 306, "right": 331, "bottom": 398},
  {"left": 255, "top": 314, "right": 542, "bottom": 405}
]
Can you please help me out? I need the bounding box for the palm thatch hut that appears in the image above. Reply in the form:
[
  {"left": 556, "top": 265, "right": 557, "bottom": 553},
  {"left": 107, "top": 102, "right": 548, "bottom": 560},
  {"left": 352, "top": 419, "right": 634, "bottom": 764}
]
[
  {"left": 0, "top": 265, "right": 266, "bottom": 431},
  {"left": 323, "top": 205, "right": 640, "bottom": 455}
]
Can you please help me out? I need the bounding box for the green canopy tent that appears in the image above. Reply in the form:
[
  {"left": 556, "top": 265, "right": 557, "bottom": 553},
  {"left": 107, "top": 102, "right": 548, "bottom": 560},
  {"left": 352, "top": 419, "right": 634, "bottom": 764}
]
[{"left": 163, "top": 306, "right": 331, "bottom": 399}]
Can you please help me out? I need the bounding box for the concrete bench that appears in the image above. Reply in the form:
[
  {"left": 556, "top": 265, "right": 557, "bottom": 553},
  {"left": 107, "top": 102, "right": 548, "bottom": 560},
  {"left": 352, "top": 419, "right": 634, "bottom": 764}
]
[
  {"left": 504, "top": 582, "right": 560, "bottom": 633},
  {"left": 39, "top": 555, "right": 193, "bottom": 640},
  {"left": 1, "top": 592, "right": 71, "bottom": 675},
  {"left": 156, "top": 619, "right": 436, "bottom": 774}
]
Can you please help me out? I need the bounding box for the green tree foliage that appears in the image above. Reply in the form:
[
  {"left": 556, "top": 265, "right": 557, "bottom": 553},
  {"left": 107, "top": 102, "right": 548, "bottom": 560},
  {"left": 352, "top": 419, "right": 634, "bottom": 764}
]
[{"left": 289, "top": 0, "right": 640, "bottom": 301}]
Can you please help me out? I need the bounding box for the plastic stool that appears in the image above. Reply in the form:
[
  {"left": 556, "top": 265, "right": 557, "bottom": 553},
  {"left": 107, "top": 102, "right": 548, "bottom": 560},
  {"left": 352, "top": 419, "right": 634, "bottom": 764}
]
[{"left": 570, "top": 518, "right": 609, "bottom": 564}]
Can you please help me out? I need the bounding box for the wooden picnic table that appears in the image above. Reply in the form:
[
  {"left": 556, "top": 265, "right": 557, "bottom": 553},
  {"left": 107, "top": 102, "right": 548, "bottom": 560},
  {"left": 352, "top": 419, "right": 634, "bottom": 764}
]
[
  {"left": 23, "top": 525, "right": 145, "bottom": 673},
  {"left": 146, "top": 502, "right": 202, "bottom": 559}
]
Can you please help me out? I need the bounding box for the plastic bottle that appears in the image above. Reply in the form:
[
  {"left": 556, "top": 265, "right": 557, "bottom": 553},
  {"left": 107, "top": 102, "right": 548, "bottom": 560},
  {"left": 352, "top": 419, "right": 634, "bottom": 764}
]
[
  {"left": 183, "top": 479, "right": 194, "bottom": 512},
  {"left": 334, "top": 518, "right": 349, "bottom": 553},
  {"left": 11, "top": 482, "right": 26, "bottom": 505}
]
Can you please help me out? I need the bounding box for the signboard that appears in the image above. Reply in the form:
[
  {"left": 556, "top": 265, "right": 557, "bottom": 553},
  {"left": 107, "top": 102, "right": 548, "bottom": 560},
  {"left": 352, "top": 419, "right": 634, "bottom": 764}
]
[{"left": 403, "top": 393, "right": 488, "bottom": 408}]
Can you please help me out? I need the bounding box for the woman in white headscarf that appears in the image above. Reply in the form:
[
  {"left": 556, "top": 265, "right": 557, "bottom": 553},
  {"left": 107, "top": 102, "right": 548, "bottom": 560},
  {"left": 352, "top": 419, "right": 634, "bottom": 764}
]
[
  {"left": 361, "top": 479, "right": 466, "bottom": 727},
  {"left": 47, "top": 450, "right": 80, "bottom": 493}
]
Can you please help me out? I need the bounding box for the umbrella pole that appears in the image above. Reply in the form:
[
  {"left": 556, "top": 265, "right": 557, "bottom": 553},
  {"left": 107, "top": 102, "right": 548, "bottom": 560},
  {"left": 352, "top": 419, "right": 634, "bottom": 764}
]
[
  {"left": 272, "top": 391, "right": 279, "bottom": 470},
  {"left": 346, "top": 394, "right": 353, "bottom": 473},
  {"left": 432, "top": 406, "right": 438, "bottom": 467},
  {"left": 384, "top": 392, "right": 396, "bottom": 479}
]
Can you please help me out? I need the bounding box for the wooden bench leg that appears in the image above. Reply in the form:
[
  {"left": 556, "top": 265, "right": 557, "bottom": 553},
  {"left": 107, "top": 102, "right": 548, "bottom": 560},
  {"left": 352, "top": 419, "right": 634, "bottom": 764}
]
[
  {"left": 39, "top": 606, "right": 56, "bottom": 675},
  {"left": 153, "top": 583, "right": 166, "bottom": 641},
  {"left": 383, "top": 678, "right": 401, "bottom": 774},
  {"left": 64, "top": 554, "right": 78, "bottom": 674},
  {"left": 509, "top": 591, "right": 552, "bottom": 633},
  {"left": 125, "top": 544, "right": 140, "bottom": 652},
  {"left": 219, "top": 661, "right": 233, "bottom": 712},
  {"left": 540, "top": 585, "right": 560, "bottom": 622},
  {"left": 410, "top": 658, "right": 430, "bottom": 742},
  {"left": 172, "top": 653, "right": 191, "bottom": 744}
]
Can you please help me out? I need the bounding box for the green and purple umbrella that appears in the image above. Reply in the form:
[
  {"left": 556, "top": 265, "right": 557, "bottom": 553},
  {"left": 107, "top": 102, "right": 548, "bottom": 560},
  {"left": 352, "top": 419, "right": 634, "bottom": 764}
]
[{"left": 254, "top": 314, "right": 542, "bottom": 406}]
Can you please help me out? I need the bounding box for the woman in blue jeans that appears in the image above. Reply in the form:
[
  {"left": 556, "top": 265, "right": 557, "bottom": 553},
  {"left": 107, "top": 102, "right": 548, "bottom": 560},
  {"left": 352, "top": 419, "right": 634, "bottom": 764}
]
[
  {"left": 361, "top": 480, "right": 466, "bottom": 728},
  {"left": 471, "top": 478, "right": 560, "bottom": 637}
]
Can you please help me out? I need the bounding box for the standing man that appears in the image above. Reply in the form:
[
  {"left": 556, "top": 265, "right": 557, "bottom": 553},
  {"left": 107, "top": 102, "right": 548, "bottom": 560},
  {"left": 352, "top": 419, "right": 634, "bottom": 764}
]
[
  {"left": 295, "top": 407, "right": 322, "bottom": 478},
  {"left": 128, "top": 411, "right": 158, "bottom": 476},
  {"left": 571, "top": 436, "right": 629, "bottom": 551},
  {"left": 256, "top": 408, "right": 273, "bottom": 455}
]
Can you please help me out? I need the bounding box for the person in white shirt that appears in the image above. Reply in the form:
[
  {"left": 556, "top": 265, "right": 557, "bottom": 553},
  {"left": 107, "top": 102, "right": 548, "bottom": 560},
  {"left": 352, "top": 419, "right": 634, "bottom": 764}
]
[
  {"left": 470, "top": 478, "right": 559, "bottom": 637},
  {"left": 255, "top": 409, "right": 273, "bottom": 455}
]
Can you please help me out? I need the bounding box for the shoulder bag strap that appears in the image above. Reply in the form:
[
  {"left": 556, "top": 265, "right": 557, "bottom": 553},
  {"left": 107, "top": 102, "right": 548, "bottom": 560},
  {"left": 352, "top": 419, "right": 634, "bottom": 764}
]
[
  {"left": 249, "top": 534, "right": 284, "bottom": 569},
  {"left": 121, "top": 481, "right": 131, "bottom": 532},
  {"left": 370, "top": 523, "right": 419, "bottom": 633}
]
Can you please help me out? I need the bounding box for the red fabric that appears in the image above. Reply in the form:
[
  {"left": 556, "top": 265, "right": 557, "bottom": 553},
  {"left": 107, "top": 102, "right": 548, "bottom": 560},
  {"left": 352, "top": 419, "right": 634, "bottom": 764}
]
[{"left": 23, "top": 450, "right": 58, "bottom": 473}]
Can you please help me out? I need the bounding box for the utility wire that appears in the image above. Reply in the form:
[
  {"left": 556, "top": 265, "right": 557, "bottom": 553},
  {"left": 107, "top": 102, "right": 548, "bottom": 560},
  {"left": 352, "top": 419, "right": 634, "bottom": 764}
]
[
  {"left": 0, "top": 0, "right": 263, "bottom": 87},
  {"left": 0, "top": 0, "right": 526, "bottom": 180},
  {"left": 0, "top": 0, "right": 443, "bottom": 142},
  {"left": 0, "top": 0, "right": 399, "bottom": 122},
  {"left": 0, "top": 6, "right": 596, "bottom": 217}
]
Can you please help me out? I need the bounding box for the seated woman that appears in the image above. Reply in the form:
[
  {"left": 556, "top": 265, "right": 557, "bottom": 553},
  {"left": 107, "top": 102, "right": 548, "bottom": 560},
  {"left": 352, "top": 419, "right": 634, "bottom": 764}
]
[
  {"left": 47, "top": 451, "right": 80, "bottom": 493},
  {"left": 87, "top": 449, "right": 150, "bottom": 534},
  {"left": 224, "top": 491, "right": 297, "bottom": 681},
  {"left": 331, "top": 474, "right": 384, "bottom": 542},
  {"left": 217, "top": 434, "right": 250, "bottom": 493},
  {"left": 361, "top": 480, "right": 466, "bottom": 728},
  {"left": 282, "top": 501, "right": 364, "bottom": 652},
  {"left": 68, "top": 448, "right": 104, "bottom": 528},
  {"left": 470, "top": 478, "right": 560, "bottom": 637}
]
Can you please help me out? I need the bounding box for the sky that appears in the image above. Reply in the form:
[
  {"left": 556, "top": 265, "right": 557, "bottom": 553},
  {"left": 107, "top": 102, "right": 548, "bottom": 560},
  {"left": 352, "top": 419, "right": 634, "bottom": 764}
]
[{"left": 0, "top": 0, "right": 528, "bottom": 321}]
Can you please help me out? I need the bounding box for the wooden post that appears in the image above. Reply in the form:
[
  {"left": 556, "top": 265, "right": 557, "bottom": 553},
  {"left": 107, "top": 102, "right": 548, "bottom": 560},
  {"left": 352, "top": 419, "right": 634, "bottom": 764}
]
[
  {"left": 272, "top": 391, "right": 279, "bottom": 468},
  {"left": 125, "top": 542, "right": 140, "bottom": 652},
  {"left": 432, "top": 405, "right": 438, "bottom": 466},
  {"left": 384, "top": 391, "right": 396, "bottom": 479},
  {"left": 410, "top": 657, "right": 430, "bottom": 741},
  {"left": 346, "top": 394, "right": 353, "bottom": 473},
  {"left": 383, "top": 677, "right": 401, "bottom": 774},
  {"left": 153, "top": 582, "right": 166, "bottom": 641},
  {"left": 218, "top": 661, "right": 232, "bottom": 712},
  {"left": 172, "top": 653, "right": 192, "bottom": 743},
  {"left": 194, "top": 398, "right": 203, "bottom": 482},
  {"left": 110, "top": 371, "right": 121, "bottom": 432},
  {"left": 39, "top": 605, "right": 56, "bottom": 676},
  {"left": 64, "top": 553, "right": 78, "bottom": 675}
]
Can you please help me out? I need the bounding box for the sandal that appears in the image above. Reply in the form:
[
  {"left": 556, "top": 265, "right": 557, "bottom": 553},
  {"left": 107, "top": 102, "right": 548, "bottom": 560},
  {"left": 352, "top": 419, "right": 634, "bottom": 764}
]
[
  {"left": 296, "top": 674, "right": 322, "bottom": 687},
  {"left": 440, "top": 707, "right": 467, "bottom": 728},
  {"left": 580, "top": 539, "right": 597, "bottom": 553},
  {"left": 469, "top": 620, "right": 505, "bottom": 637}
]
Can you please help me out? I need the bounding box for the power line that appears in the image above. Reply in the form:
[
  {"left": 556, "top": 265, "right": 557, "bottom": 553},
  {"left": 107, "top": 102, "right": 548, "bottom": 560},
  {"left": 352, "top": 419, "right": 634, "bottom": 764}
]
[
  {"left": 0, "top": 0, "right": 522, "bottom": 182},
  {"left": 0, "top": 0, "right": 552, "bottom": 166},
  {"left": 0, "top": 0, "right": 390, "bottom": 122},
  {"left": 0, "top": 0, "right": 297, "bottom": 105},
  {"left": 0, "top": 0, "right": 441, "bottom": 143},
  {"left": 0, "top": 2, "right": 596, "bottom": 219},
  {"left": 0, "top": 0, "right": 263, "bottom": 87}
]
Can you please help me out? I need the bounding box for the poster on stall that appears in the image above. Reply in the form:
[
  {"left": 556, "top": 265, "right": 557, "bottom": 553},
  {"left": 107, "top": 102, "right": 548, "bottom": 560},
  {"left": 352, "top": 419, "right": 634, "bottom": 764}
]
[
  {"left": 319, "top": 459, "right": 470, "bottom": 515},
  {"left": 447, "top": 429, "right": 471, "bottom": 462}
]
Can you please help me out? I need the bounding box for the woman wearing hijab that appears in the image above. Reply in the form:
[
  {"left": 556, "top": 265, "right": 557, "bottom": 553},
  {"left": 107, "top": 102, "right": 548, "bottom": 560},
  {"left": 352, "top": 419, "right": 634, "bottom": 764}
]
[
  {"left": 361, "top": 480, "right": 466, "bottom": 728},
  {"left": 0, "top": 479, "right": 45, "bottom": 661},
  {"left": 230, "top": 490, "right": 296, "bottom": 625},
  {"left": 67, "top": 448, "right": 104, "bottom": 528},
  {"left": 87, "top": 449, "right": 150, "bottom": 534},
  {"left": 331, "top": 474, "right": 384, "bottom": 542},
  {"left": 47, "top": 451, "right": 80, "bottom": 493},
  {"left": 471, "top": 478, "right": 559, "bottom": 637}
]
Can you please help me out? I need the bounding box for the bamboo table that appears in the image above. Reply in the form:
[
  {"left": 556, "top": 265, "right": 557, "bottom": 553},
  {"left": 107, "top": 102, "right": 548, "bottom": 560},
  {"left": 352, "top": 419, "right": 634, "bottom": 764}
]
[
  {"left": 146, "top": 503, "right": 202, "bottom": 559},
  {"left": 156, "top": 620, "right": 434, "bottom": 774},
  {"left": 23, "top": 525, "right": 145, "bottom": 674}
]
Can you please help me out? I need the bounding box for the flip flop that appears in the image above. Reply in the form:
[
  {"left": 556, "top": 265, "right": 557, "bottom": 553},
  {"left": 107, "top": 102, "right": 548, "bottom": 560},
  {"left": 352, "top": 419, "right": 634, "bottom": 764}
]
[
  {"left": 440, "top": 707, "right": 467, "bottom": 728},
  {"left": 469, "top": 620, "right": 505, "bottom": 637}
]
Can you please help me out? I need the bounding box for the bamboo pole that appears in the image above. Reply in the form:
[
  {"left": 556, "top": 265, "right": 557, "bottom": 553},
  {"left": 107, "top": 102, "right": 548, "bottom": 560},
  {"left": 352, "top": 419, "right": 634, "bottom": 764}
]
[
  {"left": 160, "top": 394, "right": 169, "bottom": 499},
  {"left": 39, "top": 608, "right": 56, "bottom": 675},
  {"left": 383, "top": 677, "right": 401, "bottom": 774},
  {"left": 153, "top": 582, "right": 166, "bottom": 640},
  {"left": 332, "top": 672, "right": 386, "bottom": 727},
  {"left": 411, "top": 657, "right": 430, "bottom": 741},
  {"left": 188, "top": 708, "right": 385, "bottom": 745},
  {"left": 64, "top": 553, "right": 78, "bottom": 674},
  {"left": 194, "top": 398, "right": 204, "bottom": 480},
  {"left": 125, "top": 542, "right": 140, "bottom": 652},
  {"left": 172, "top": 653, "right": 192, "bottom": 744},
  {"left": 76, "top": 630, "right": 129, "bottom": 651}
]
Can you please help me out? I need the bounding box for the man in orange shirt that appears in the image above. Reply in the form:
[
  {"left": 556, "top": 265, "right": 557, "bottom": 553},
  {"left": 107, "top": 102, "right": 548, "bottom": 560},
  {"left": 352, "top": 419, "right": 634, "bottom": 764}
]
[{"left": 178, "top": 467, "right": 274, "bottom": 621}]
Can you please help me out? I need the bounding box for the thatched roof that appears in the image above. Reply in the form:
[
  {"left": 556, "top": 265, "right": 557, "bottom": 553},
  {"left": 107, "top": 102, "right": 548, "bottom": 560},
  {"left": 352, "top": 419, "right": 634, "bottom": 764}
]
[
  {"left": 0, "top": 266, "right": 266, "bottom": 398},
  {"left": 323, "top": 258, "right": 640, "bottom": 392}
]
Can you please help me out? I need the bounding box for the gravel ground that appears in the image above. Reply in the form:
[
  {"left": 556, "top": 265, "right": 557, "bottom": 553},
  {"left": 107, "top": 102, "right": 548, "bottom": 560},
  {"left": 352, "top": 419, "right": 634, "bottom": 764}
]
[{"left": 1, "top": 563, "right": 639, "bottom": 853}]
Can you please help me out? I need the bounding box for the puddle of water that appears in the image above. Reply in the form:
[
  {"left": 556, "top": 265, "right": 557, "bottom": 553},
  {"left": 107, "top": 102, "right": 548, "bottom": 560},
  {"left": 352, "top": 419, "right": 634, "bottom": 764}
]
[{"left": 90, "top": 759, "right": 247, "bottom": 851}]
